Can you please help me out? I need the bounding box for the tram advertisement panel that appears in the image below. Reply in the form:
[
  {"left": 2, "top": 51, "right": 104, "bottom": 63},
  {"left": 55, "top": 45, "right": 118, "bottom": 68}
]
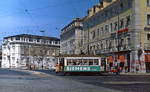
[{"left": 64, "top": 66, "right": 100, "bottom": 72}]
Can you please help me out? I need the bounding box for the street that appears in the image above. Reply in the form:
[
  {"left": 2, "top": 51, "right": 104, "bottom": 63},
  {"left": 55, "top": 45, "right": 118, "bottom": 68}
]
[
  {"left": 62, "top": 74, "right": 150, "bottom": 92},
  {"left": 0, "top": 69, "right": 150, "bottom": 92},
  {"left": 0, "top": 69, "right": 119, "bottom": 92},
  {"left": 38, "top": 70, "right": 150, "bottom": 92}
]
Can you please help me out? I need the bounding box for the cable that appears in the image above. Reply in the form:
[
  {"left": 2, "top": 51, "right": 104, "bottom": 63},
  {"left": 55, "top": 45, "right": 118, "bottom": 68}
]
[{"left": 26, "top": 0, "right": 85, "bottom": 12}]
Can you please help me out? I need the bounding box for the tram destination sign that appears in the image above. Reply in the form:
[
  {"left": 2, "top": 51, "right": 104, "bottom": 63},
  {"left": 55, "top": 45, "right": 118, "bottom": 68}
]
[{"left": 64, "top": 66, "right": 100, "bottom": 72}]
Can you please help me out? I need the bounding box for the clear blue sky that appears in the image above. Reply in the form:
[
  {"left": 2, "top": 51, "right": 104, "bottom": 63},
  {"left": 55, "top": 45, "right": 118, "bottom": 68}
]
[{"left": 0, "top": 0, "right": 99, "bottom": 41}]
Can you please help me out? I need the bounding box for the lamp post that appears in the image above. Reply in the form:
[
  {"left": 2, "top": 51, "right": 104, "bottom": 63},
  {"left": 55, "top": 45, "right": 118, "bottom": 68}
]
[{"left": 40, "top": 30, "right": 45, "bottom": 69}]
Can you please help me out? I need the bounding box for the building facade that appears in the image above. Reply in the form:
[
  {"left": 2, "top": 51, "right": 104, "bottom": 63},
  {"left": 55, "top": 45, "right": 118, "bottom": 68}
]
[
  {"left": 60, "top": 18, "right": 83, "bottom": 55},
  {"left": 2, "top": 34, "right": 60, "bottom": 69},
  {"left": 81, "top": 0, "right": 150, "bottom": 73},
  {"left": 0, "top": 47, "right": 2, "bottom": 67}
]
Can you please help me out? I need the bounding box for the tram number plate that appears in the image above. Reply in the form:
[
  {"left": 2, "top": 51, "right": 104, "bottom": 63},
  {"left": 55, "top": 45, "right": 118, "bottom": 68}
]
[{"left": 64, "top": 66, "right": 100, "bottom": 72}]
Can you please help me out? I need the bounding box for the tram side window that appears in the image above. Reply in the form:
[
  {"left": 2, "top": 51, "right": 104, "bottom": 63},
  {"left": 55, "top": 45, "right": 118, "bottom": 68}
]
[
  {"left": 93, "top": 59, "right": 99, "bottom": 65},
  {"left": 89, "top": 59, "right": 93, "bottom": 65},
  {"left": 73, "top": 59, "right": 76, "bottom": 65},
  {"left": 67, "top": 59, "right": 75, "bottom": 66},
  {"left": 67, "top": 59, "right": 99, "bottom": 66},
  {"left": 76, "top": 59, "right": 82, "bottom": 65},
  {"left": 83, "top": 59, "right": 89, "bottom": 65},
  {"left": 67, "top": 59, "right": 71, "bottom": 65}
]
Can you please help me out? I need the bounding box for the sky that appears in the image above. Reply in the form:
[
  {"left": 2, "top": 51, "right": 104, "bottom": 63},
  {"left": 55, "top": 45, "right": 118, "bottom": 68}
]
[{"left": 0, "top": 0, "right": 99, "bottom": 42}]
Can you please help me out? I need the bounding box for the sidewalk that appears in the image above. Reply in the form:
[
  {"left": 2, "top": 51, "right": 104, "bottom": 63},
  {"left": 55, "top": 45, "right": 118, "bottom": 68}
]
[
  {"left": 11, "top": 69, "right": 50, "bottom": 78},
  {"left": 104, "top": 71, "right": 150, "bottom": 76},
  {"left": 120, "top": 72, "right": 150, "bottom": 76}
]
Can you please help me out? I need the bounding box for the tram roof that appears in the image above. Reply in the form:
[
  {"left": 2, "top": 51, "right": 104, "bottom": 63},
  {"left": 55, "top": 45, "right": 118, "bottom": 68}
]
[{"left": 55, "top": 54, "right": 106, "bottom": 58}]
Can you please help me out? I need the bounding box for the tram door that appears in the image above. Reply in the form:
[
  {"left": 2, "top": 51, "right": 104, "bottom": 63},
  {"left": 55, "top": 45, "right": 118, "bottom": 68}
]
[
  {"left": 127, "top": 54, "right": 130, "bottom": 72},
  {"left": 60, "top": 58, "right": 64, "bottom": 71},
  {"left": 101, "top": 58, "right": 107, "bottom": 72}
]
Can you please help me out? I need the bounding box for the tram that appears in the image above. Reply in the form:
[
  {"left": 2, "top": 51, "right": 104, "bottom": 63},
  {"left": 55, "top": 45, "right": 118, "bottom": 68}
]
[{"left": 55, "top": 55, "right": 108, "bottom": 75}]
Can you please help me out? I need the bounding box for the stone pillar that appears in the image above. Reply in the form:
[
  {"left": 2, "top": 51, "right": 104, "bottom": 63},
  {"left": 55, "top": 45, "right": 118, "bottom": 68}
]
[
  {"left": 130, "top": 0, "right": 146, "bottom": 73},
  {"left": 130, "top": 49, "right": 146, "bottom": 73}
]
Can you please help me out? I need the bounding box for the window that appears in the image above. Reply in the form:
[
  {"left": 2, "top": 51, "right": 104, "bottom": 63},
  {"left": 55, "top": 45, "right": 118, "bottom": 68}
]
[
  {"left": 110, "top": 23, "right": 113, "bottom": 32},
  {"left": 127, "top": 38, "right": 130, "bottom": 45},
  {"left": 15, "top": 37, "right": 20, "bottom": 40},
  {"left": 147, "top": 15, "right": 150, "bottom": 25},
  {"left": 114, "top": 22, "right": 118, "bottom": 31},
  {"left": 55, "top": 41, "right": 58, "bottom": 44},
  {"left": 105, "top": 25, "right": 109, "bottom": 33},
  {"left": 11, "top": 37, "right": 13, "bottom": 41},
  {"left": 49, "top": 41, "right": 52, "bottom": 44},
  {"left": 109, "top": 41, "right": 112, "bottom": 49},
  {"left": 126, "top": 16, "right": 131, "bottom": 27},
  {"left": 147, "top": 34, "right": 150, "bottom": 40},
  {"left": 12, "top": 57, "right": 15, "bottom": 60},
  {"left": 3, "top": 46, "right": 6, "bottom": 49},
  {"left": 120, "top": 19, "right": 124, "bottom": 29},
  {"left": 101, "top": 27, "right": 104, "bottom": 34},
  {"left": 91, "top": 31, "right": 95, "bottom": 39},
  {"left": 147, "top": 0, "right": 150, "bottom": 6},
  {"left": 105, "top": 11, "right": 108, "bottom": 17},
  {"left": 29, "top": 38, "right": 33, "bottom": 42},
  {"left": 46, "top": 40, "right": 49, "bottom": 44},
  {"left": 44, "top": 40, "right": 47, "bottom": 43},
  {"left": 12, "top": 45, "right": 15, "bottom": 49},
  {"left": 12, "top": 53, "right": 15, "bottom": 56},
  {"left": 120, "top": 3, "right": 124, "bottom": 10},
  {"left": 3, "top": 57, "right": 6, "bottom": 60},
  {"left": 37, "top": 39, "right": 40, "bottom": 42},
  {"left": 21, "top": 37, "right": 25, "bottom": 41},
  {"left": 127, "top": 0, "right": 132, "bottom": 8},
  {"left": 97, "top": 28, "right": 99, "bottom": 37}
]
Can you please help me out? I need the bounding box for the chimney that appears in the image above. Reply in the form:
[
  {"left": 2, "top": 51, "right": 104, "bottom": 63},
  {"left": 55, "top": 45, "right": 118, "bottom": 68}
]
[
  {"left": 87, "top": 7, "right": 94, "bottom": 17},
  {"left": 102, "top": 0, "right": 113, "bottom": 8},
  {"left": 94, "top": 3, "right": 102, "bottom": 13},
  {"left": 87, "top": 0, "right": 115, "bottom": 17}
]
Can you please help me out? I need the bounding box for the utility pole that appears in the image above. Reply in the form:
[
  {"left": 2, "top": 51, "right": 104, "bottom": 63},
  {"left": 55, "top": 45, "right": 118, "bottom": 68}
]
[
  {"left": 87, "top": 23, "right": 90, "bottom": 55},
  {"left": 40, "top": 30, "right": 45, "bottom": 69}
]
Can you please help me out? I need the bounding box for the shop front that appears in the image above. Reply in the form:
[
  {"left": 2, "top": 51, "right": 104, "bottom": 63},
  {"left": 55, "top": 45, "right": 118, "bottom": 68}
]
[
  {"left": 107, "top": 51, "right": 130, "bottom": 73},
  {"left": 145, "top": 51, "right": 150, "bottom": 72}
]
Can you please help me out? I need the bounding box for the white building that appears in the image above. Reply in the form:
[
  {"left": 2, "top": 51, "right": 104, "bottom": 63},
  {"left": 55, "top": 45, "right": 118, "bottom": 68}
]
[{"left": 2, "top": 34, "right": 60, "bottom": 69}]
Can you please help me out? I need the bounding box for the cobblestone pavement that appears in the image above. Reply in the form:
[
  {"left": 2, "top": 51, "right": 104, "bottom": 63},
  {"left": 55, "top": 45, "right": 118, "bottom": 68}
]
[
  {"left": 37, "top": 70, "right": 150, "bottom": 92},
  {"left": 0, "top": 69, "right": 119, "bottom": 92}
]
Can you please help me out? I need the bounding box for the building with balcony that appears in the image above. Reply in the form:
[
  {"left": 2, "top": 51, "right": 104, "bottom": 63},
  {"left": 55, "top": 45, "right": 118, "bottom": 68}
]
[
  {"left": 81, "top": 0, "right": 150, "bottom": 73},
  {"left": 60, "top": 18, "right": 83, "bottom": 55},
  {"left": 2, "top": 34, "right": 60, "bottom": 69}
]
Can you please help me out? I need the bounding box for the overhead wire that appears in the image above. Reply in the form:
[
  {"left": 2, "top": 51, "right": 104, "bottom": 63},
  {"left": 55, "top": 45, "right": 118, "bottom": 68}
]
[
  {"left": 0, "top": 0, "right": 99, "bottom": 38},
  {"left": 18, "top": 0, "right": 40, "bottom": 35}
]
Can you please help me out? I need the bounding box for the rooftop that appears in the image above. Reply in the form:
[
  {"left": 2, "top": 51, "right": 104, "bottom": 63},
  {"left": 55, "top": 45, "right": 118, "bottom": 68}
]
[{"left": 4, "top": 34, "right": 60, "bottom": 41}]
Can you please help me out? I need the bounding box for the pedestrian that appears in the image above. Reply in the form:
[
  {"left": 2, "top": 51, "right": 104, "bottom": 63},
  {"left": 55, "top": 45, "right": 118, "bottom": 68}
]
[
  {"left": 116, "top": 62, "right": 120, "bottom": 75},
  {"left": 125, "top": 66, "right": 128, "bottom": 73}
]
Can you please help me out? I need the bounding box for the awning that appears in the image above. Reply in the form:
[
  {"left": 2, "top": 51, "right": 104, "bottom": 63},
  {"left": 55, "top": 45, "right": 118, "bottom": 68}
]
[
  {"left": 118, "top": 55, "right": 125, "bottom": 62},
  {"left": 108, "top": 56, "right": 114, "bottom": 63},
  {"left": 145, "top": 55, "right": 150, "bottom": 62}
]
